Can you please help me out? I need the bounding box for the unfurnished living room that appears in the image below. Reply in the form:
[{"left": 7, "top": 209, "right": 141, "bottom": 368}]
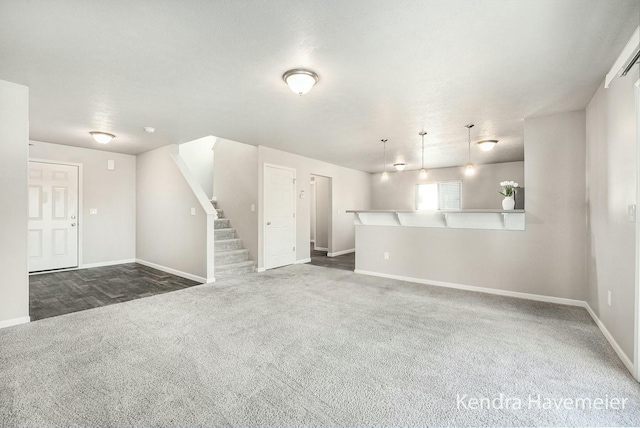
[{"left": 1, "top": 1, "right": 640, "bottom": 427}]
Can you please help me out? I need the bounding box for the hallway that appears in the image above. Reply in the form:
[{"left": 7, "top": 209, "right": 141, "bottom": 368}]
[{"left": 309, "top": 243, "right": 355, "bottom": 271}]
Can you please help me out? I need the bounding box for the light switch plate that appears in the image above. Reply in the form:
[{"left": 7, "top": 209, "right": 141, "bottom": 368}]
[
  {"left": 251, "top": 204, "right": 255, "bottom": 212},
  {"left": 107, "top": 160, "right": 115, "bottom": 171},
  {"left": 628, "top": 204, "right": 636, "bottom": 222},
  {"left": 89, "top": 208, "right": 98, "bottom": 215},
  {"left": 190, "top": 207, "right": 196, "bottom": 216}
]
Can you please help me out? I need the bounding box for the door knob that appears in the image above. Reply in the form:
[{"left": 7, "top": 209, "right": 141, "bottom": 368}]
[
  {"left": 71, "top": 223, "right": 77, "bottom": 227},
  {"left": 267, "top": 222, "right": 271, "bottom": 225}
]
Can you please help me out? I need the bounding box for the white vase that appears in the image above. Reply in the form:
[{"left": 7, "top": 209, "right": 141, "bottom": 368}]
[{"left": 502, "top": 196, "right": 515, "bottom": 210}]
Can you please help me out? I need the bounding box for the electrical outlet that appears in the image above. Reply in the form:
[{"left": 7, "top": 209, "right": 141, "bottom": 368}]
[
  {"left": 607, "top": 290, "right": 612, "bottom": 306},
  {"left": 383, "top": 252, "right": 389, "bottom": 260},
  {"left": 89, "top": 208, "right": 98, "bottom": 215},
  {"left": 628, "top": 205, "right": 636, "bottom": 222},
  {"left": 251, "top": 204, "right": 255, "bottom": 212}
]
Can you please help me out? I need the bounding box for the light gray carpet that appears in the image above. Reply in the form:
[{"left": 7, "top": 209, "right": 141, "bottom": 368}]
[{"left": 1, "top": 264, "right": 639, "bottom": 427}]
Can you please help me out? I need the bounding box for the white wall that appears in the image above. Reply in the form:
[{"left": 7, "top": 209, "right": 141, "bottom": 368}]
[
  {"left": 586, "top": 70, "right": 638, "bottom": 359},
  {"left": 179, "top": 136, "right": 215, "bottom": 200},
  {"left": 258, "top": 146, "right": 371, "bottom": 268},
  {"left": 313, "top": 175, "right": 330, "bottom": 249},
  {"left": 371, "top": 161, "right": 524, "bottom": 210},
  {"left": 356, "top": 111, "right": 587, "bottom": 301},
  {"left": 28, "top": 141, "right": 136, "bottom": 266},
  {"left": 136, "top": 144, "right": 210, "bottom": 281},
  {"left": 0, "top": 80, "right": 29, "bottom": 326},
  {"left": 213, "top": 138, "right": 259, "bottom": 262}
]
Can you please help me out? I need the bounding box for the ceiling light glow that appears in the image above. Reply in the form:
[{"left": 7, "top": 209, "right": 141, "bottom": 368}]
[
  {"left": 282, "top": 69, "right": 319, "bottom": 95},
  {"left": 477, "top": 139, "right": 498, "bottom": 151},
  {"left": 90, "top": 131, "right": 115, "bottom": 144}
]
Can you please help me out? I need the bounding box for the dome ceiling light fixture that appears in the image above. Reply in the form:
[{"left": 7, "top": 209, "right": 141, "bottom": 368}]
[
  {"left": 282, "top": 69, "right": 319, "bottom": 95},
  {"left": 477, "top": 139, "right": 498, "bottom": 151},
  {"left": 419, "top": 131, "right": 428, "bottom": 179},
  {"left": 464, "top": 124, "right": 475, "bottom": 176},
  {"left": 394, "top": 163, "right": 406, "bottom": 171},
  {"left": 90, "top": 131, "right": 115, "bottom": 144},
  {"left": 381, "top": 139, "right": 389, "bottom": 181}
]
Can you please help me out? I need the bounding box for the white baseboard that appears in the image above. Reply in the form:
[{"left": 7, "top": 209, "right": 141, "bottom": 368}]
[
  {"left": 135, "top": 259, "right": 206, "bottom": 283},
  {"left": 354, "top": 270, "right": 586, "bottom": 307},
  {"left": 295, "top": 258, "right": 311, "bottom": 264},
  {"left": 328, "top": 248, "right": 355, "bottom": 257},
  {"left": 80, "top": 259, "right": 136, "bottom": 269},
  {"left": 256, "top": 267, "right": 266, "bottom": 273},
  {"left": 310, "top": 239, "right": 315, "bottom": 244},
  {"left": 314, "top": 247, "right": 328, "bottom": 251},
  {"left": 354, "top": 269, "right": 637, "bottom": 378},
  {"left": 0, "top": 316, "right": 30, "bottom": 329},
  {"left": 584, "top": 303, "right": 635, "bottom": 376}
]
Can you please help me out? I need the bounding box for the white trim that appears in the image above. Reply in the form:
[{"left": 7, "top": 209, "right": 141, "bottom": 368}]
[
  {"left": 605, "top": 26, "right": 639, "bottom": 88},
  {"left": 80, "top": 259, "right": 136, "bottom": 269},
  {"left": 28, "top": 159, "right": 83, "bottom": 270},
  {"left": 314, "top": 247, "right": 328, "bottom": 251},
  {"left": 294, "top": 258, "right": 311, "bottom": 264},
  {"left": 256, "top": 267, "right": 266, "bottom": 273},
  {"left": 585, "top": 303, "right": 635, "bottom": 375},
  {"left": 0, "top": 316, "right": 30, "bottom": 329},
  {"left": 354, "top": 270, "right": 585, "bottom": 307},
  {"left": 635, "top": 79, "right": 640, "bottom": 380},
  {"left": 135, "top": 259, "right": 207, "bottom": 283},
  {"left": 328, "top": 248, "right": 355, "bottom": 257}
]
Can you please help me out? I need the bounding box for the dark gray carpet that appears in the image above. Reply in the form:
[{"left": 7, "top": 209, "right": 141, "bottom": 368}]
[
  {"left": 29, "top": 263, "right": 199, "bottom": 321},
  {"left": 1, "top": 264, "right": 639, "bottom": 426}
]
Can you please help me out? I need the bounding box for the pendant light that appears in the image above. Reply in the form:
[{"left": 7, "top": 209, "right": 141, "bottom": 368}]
[
  {"left": 394, "top": 163, "right": 406, "bottom": 171},
  {"left": 419, "top": 131, "right": 428, "bottom": 179},
  {"left": 464, "top": 124, "right": 475, "bottom": 176},
  {"left": 381, "top": 139, "right": 389, "bottom": 181}
]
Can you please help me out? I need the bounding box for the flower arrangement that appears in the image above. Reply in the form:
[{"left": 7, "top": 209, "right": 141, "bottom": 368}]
[{"left": 499, "top": 181, "right": 519, "bottom": 198}]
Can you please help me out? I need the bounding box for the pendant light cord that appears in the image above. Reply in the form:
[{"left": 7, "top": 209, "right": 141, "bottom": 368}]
[
  {"left": 381, "top": 139, "right": 388, "bottom": 173},
  {"left": 421, "top": 133, "right": 425, "bottom": 169}
]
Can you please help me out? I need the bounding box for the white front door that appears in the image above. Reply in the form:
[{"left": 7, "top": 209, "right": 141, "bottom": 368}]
[
  {"left": 28, "top": 161, "right": 79, "bottom": 272},
  {"left": 264, "top": 164, "right": 296, "bottom": 270}
]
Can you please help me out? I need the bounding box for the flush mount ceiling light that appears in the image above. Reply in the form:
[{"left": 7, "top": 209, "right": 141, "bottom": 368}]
[
  {"left": 144, "top": 127, "right": 156, "bottom": 133},
  {"left": 419, "top": 131, "right": 428, "bottom": 179},
  {"left": 394, "top": 163, "right": 406, "bottom": 171},
  {"left": 282, "top": 69, "right": 319, "bottom": 95},
  {"left": 464, "top": 124, "right": 475, "bottom": 176},
  {"left": 477, "top": 139, "right": 498, "bottom": 151},
  {"left": 381, "top": 139, "right": 389, "bottom": 181},
  {"left": 90, "top": 131, "right": 115, "bottom": 144}
]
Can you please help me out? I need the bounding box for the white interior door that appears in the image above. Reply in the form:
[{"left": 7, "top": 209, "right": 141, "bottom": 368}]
[
  {"left": 28, "top": 161, "right": 79, "bottom": 272},
  {"left": 264, "top": 164, "right": 296, "bottom": 270}
]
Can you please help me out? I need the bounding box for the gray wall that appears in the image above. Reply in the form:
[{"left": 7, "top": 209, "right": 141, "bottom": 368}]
[
  {"left": 136, "top": 145, "right": 209, "bottom": 279},
  {"left": 0, "top": 80, "right": 29, "bottom": 325},
  {"left": 179, "top": 137, "right": 215, "bottom": 200},
  {"left": 586, "top": 70, "right": 638, "bottom": 359},
  {"left": 213, "top": 138, "right": 259, "bottom": 262},
  {"left": 29, "top": 141, "right": 136, "bottom": 265},
  {"left": 371, "top": 161, "right": 524, "bottom": 210},
  {"left": 310, "top": 181, "right": 316, "bottom": 242},
  {"left": 258, "top": 145, "right": 371, "bottom": 267},
  {"left": 356, "top": 111, "right": 586, "bottom": 301},
  {"left": 313, "top": 175, "right": 330, "bottom": 249}
]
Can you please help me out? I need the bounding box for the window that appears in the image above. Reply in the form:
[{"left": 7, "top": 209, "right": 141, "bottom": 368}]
[{"left": 416, "top": 181, "right": 461, "bottom": 210}]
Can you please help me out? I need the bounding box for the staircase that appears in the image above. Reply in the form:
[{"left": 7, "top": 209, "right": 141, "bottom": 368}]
[{"left": 213, "top": 202, "right": 255, "bottom": 279}]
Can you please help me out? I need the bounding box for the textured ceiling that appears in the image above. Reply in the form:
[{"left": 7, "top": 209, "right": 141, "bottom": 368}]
[{"left": 0, "top": 0, "right": 638, "bottom": 173}]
